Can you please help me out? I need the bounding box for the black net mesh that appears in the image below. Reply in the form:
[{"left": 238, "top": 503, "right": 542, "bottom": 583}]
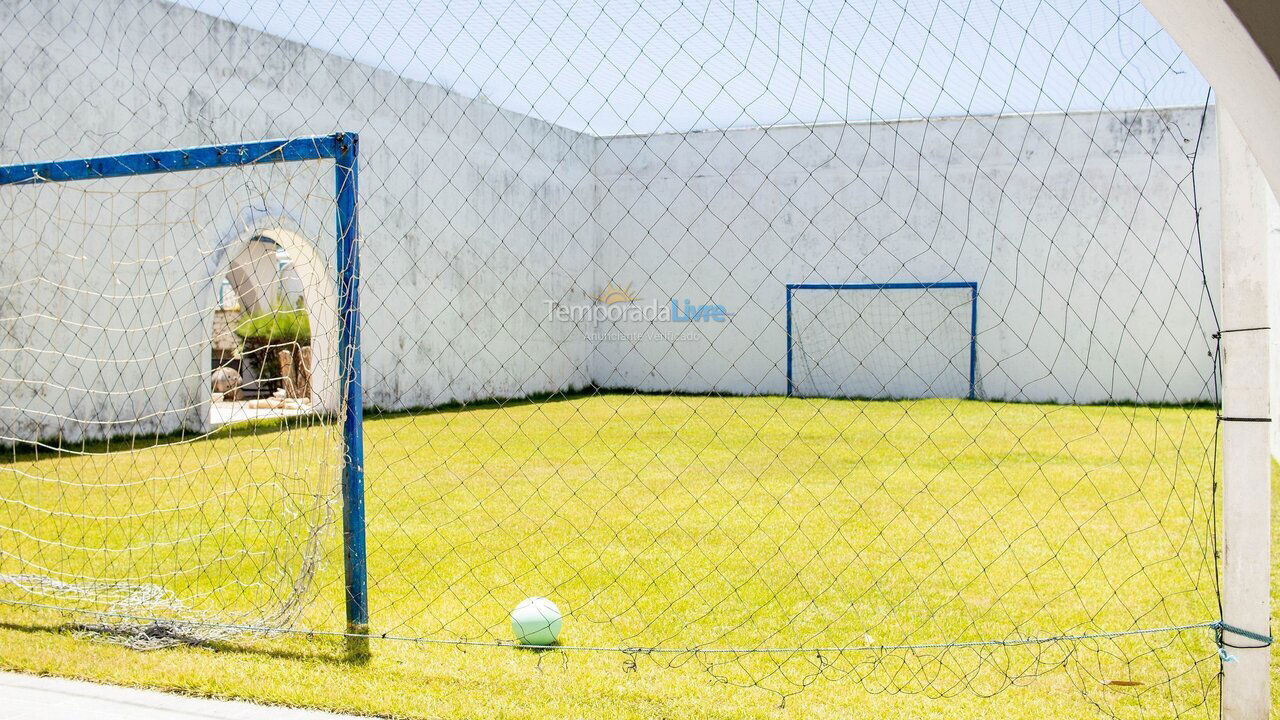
[{"left": 0, "top": 0, "right": 1232, "bottom": 716}]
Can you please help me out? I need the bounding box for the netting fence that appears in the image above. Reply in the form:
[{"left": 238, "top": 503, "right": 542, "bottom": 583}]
[{"left": 0, "top": 0, "right": 1239, "bottom": 716}]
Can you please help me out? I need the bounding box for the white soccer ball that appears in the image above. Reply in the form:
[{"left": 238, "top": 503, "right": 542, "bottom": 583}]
[{"left": 511, "top": 596, "right": 562, "bottom": 646}]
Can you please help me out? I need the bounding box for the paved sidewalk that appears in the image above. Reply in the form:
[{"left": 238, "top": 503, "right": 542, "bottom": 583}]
[{"left": 0, "top": 672, "right": 366, "bottom": 720}]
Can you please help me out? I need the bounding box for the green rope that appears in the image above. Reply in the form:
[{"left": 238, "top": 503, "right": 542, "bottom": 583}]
[
  {"left": 12, "top": 598, "right": 1258, "bottom": 657},
  {"left": 1213, "top": 621, "right": 1272, "bottom": 663}
]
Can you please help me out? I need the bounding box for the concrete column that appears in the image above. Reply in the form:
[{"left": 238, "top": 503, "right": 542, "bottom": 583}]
[{"left": 1219, "top": 106, "right": 1272, "bottom": 720}]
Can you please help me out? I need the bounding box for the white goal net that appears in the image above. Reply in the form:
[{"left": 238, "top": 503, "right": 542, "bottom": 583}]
[
  {"left": 789, "top": 284, "right": 977, "bottom": 399},
  {"left": 0, "top": 150, "right": 345, "bottom": 647}
]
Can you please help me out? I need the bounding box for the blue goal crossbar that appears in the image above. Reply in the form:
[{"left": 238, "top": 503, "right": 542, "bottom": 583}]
[
  {"left": 785, "top": 281, "right": 979, "bottom": 400},
  {"left": 0, "top": 134, "right": 369, "bottom": 640}
]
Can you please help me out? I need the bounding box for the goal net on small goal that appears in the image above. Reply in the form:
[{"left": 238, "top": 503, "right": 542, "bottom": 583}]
[
  {"left": 788, "top": 282, "right": 979, "bottom": 400},
  {"left": 0, "top": 135, "right": 363, "bottom": 647}
]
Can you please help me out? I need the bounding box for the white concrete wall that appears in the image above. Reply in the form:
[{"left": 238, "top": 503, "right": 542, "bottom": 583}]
[
  {"left": 589, "top": 108, "right": 1220, "bottom": 403},
  {"left": 0, "top": 176, "right": 218, "bottom": 441},
  {"left": 226, "top": 239, "right": 283, "bottom": 316},
  {"left": 0, "top": 0, "right": 598, "bottom": 441},
  {"left": 0, "top": 0, "right": 1224, "bottom": 447}
]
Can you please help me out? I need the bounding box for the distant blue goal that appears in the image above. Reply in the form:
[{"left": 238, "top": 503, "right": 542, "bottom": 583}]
[{"left": 786, "top": 282, "right": 978, "bottom": 400}]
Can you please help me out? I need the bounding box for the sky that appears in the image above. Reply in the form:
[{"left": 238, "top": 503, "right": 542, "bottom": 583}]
[{"left": 172, "top": 0, "right": 1209, "bottom": 136}]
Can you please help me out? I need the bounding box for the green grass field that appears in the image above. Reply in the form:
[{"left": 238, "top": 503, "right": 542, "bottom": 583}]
[{"left": 0, "top": 394, "right": 1239, "bottom": 718}]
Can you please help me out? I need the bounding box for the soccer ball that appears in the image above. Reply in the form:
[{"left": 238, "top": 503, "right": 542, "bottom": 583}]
[{"left": 511, "top": 596, "right": 562, "bottom": 646}]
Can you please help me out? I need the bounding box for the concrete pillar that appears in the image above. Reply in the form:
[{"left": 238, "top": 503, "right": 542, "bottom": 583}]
[{"left": 1218, "top": 106, "right": 1272, "bottom": 720}]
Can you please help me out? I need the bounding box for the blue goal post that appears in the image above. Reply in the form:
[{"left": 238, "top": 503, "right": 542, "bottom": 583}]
[
  {"left": 786, "top": 281, "right": 979, "bottom": 400},
  {"left": 0, "top": 134, "right": 369, "bottom": 639}
]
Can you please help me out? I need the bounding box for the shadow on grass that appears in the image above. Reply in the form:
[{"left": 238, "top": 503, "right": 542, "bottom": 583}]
[
  {"left": 201, "top": 633, "right": 362, "bottom": 665},
  {"left": 0, "top": 617, "right": 364, "bottom": 665},
  {"left": 0, "top": 410, "right": 329, "bottom": 463},
  {"left": 3, "top": 385, "right": 1219, "bottom": 464}
]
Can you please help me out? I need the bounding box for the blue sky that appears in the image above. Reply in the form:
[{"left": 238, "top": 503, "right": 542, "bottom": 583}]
[{"left": 174, "top": 0, "right": 1208, "bottom": 136}]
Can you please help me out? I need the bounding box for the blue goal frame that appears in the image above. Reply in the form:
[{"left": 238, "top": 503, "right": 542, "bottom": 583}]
[
  {"left": 0, "top": 134, "right": 369, "bottom": 638},
  {"left": 785, "top": 281, "right": 979, "bottom": 400}
]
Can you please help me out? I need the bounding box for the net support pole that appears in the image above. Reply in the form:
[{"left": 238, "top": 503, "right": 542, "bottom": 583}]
[
  {"left": 968, "top": 282, "right": 978, "bottom": 400},
  {"left": 334, "top": 132, "right": 369, "bottom": 657},
  {"left": 785, "top": 285, "right": 794, "bottom": 396},
  {"left": 1219, "top": 107, "right": 1271, "bottom": 720}
]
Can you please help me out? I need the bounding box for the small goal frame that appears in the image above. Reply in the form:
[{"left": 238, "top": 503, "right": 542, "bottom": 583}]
[
  {"left": 0, "top": 133, "right": 369, "bottom": 639},
  {"left": 785, "top": 281, "right": 979, "bottom": 400}
]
